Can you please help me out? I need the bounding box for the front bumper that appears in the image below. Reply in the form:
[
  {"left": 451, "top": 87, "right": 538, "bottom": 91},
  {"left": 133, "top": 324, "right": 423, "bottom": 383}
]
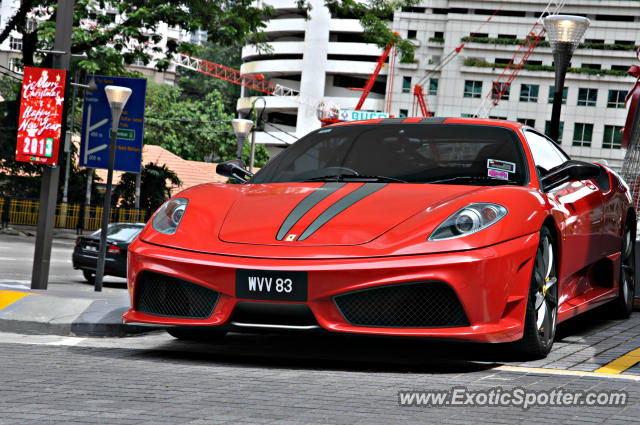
[{"left": 123, "top": 233, "right": 539, "bottom": 343}]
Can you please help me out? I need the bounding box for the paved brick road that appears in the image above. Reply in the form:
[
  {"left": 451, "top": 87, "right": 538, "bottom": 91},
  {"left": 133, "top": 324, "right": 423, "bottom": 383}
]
[{"left": 1, "top": 310, "right": 639, "bottom": 425}]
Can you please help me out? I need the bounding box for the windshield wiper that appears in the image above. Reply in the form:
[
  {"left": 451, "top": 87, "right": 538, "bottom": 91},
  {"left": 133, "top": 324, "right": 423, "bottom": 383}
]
[
  {"left": 424, "top": 176, "right": 516, "bottom": 185},
  {"left": 304, "top": 174, "right": 406, "bottom": 183}
]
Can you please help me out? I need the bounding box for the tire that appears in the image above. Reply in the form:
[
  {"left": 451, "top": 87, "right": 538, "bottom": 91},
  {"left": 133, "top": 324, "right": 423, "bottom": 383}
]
[
  {"left": 515, "top": 227, "right": 558, "bottom": 358},
  {"left": 82, "top": 270, "right": 96, "bottom": 284},
  {"left": 608, "top": 222, "right": 636, "bottom": 319},
  {"left": 167, "top": 327, "right": 227, "bottom": 341}
]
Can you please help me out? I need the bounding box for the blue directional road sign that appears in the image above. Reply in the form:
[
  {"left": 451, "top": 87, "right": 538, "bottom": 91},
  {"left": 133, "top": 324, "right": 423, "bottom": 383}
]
[{"left": 80, "top": 76, "right": 147, "bottom": 173}]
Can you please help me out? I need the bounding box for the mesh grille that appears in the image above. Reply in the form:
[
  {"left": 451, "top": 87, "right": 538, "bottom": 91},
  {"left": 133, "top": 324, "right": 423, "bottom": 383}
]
[
  {"left": 135, "top": 272, "right": 219, "bottom": 319},
  {"left": 334, "top": 282, "right": 469, "bottom": 328}
]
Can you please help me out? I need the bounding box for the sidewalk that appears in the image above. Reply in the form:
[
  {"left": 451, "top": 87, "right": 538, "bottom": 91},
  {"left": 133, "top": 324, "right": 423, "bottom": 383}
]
[
  {"left": 0, "top": 225, "right": 157, "bottom": 337},
  {"left": 0, "top": 224, "right": 81, "bottom": 240},
  {"left": 0, "top": 284, "right": 153, "bottom": 337}
]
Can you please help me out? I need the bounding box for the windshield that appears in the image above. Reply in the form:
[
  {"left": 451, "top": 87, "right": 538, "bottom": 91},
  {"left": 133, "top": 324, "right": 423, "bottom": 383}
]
[
  {"left": 251, "top": 123, "right": 527, "bottom": 186},
  {"left": 91, "top": 223, "right": 144, "bottom": 241}
]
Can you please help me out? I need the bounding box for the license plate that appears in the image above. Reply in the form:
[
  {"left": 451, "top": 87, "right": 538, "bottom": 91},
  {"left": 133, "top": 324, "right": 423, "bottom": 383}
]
[
  {"left": 84, "top": 245, "right": 97, "bottom": 252},
  {"left": 236, "top": 269, "right": 308, "bottom": 301}
]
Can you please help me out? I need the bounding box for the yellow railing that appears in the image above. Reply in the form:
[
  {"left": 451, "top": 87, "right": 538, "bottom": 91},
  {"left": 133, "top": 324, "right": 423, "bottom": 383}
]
[{"left": 0, "top": 197, "right": 146, "bottom": 230}]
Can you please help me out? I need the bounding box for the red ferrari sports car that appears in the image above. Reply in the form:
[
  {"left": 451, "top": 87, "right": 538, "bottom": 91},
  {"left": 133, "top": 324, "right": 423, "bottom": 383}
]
[{"left": 123, "top": 117, "right": 636, "bottom": 358}]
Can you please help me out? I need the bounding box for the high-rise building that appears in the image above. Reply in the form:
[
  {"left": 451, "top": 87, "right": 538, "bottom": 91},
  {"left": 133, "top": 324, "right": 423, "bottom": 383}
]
[
  {"left": 389, "top": 1, "right": 639, "bottom": 170},
  {"left": 240, "top": 1, "right": 639, "bottom": 170},
  {"left": 237, "top": 0, "right": 386, "bottom": 153}
]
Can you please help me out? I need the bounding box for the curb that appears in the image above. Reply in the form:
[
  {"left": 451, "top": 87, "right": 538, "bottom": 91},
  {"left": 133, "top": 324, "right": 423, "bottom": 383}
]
[{"left": 0, "top": 289, "right": 156, "bottom": 337}]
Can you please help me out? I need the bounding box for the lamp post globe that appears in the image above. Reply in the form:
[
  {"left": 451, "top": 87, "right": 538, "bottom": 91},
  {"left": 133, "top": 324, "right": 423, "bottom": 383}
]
[
  {"left": 543, "top": 15, "right": 590, "bottom": 142},
  {"left": 232, "top": 118, "right": 253, "bottom": 161}
]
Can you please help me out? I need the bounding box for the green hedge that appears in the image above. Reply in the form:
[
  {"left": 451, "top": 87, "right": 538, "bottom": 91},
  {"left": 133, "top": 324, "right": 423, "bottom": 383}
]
[
  {"left": 460, "top": 36, "right": 637, "bottom": 51},
  {"left": 463, "top": 58, "right": 629, "bottom": 76}
]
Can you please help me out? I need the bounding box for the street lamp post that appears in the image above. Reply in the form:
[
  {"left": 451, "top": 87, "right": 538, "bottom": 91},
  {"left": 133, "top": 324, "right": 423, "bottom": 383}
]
[
  {"left": 543, "top": 15, "right": 590, "bottom": 142},
  {"left": 94, "top": 85, "right": 132, "bottom": 292},
  {"left": 231, "top": 118, "right": 253, "bottom": 162},
  {"left": 249, "top": 97, "right": 266, "bottom": 173}
]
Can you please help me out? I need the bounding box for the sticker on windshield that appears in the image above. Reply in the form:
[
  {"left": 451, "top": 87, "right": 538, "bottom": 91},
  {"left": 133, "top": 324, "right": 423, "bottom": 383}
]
[
  {"left": 487, "top": 159, "right": 516, "bottom": 173},
  {"left": 488, "top": 168, "right": 509, "bottom": 180}
]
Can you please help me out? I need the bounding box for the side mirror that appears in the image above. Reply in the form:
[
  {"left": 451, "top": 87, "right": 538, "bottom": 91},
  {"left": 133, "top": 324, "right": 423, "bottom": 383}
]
[
  {"left": 540, "top": 160, "right": 602, "bottom": 191},
  {"left": 216, "top": 159, "right": 254, "bottom": 183}
]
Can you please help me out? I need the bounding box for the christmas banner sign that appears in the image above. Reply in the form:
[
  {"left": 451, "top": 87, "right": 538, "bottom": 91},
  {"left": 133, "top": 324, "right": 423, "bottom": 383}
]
[{"left": 15, "top": 67, "right": 67, "bottom": 165}]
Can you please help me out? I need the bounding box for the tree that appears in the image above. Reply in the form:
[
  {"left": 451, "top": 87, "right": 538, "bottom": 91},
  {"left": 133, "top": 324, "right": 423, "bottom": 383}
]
[
  {"left": 0, "top": 0, "right": 274, "bottom": 76},
  {"left": 113, "top": 162, "right": 180, "bottom": 213},
  {"left": 176, "top": 42, "right": 242, "bottom": 116},
  {"left": 144, "top": 82, "right": 269, "bottom": 166},
  {"left": 0, "top": 1, "right": 419, "bottom": 76}
]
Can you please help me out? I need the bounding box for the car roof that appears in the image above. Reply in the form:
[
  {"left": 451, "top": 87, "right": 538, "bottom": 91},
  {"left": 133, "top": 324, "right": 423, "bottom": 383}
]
[{"left": 327, "top": 117, "right": 525, "bottom": 130}]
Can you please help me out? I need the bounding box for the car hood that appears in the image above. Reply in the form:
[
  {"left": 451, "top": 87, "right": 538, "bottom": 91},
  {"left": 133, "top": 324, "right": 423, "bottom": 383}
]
[
  {"left": 218, "top": 182, "right": 481, "bottom": 246},
  {"left": 139, "top": 182, "right": 547, "bottom": 258}
]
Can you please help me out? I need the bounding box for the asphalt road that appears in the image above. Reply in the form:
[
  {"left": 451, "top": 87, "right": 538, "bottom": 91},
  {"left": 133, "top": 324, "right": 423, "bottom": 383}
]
[
  {"left": 1, "top": 330, "right": 639, "bottom": 424},
  {"left": 0, "top": 232, "right": 126, "bottom": 290}
]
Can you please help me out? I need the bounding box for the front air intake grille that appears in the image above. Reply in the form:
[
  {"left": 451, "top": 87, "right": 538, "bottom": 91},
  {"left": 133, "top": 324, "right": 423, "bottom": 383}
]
[
  {"left": 334, "top": 282, "right": 469, "bottom": 328},
  {"left": 135, "top": 272, "right": 219, "bottom": 319}
]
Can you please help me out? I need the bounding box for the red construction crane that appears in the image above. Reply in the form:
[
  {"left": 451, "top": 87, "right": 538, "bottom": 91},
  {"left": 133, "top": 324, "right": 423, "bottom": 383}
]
[
  {"left": 172, "top": 53, "right": 300, "bottom": 98},
  {"left": 353, "top": 43, "right": 394, "bottom": 110},
  {"left": 408, "top": 0, "right": 565, "bottom": 118},
  {"left": 473, "top": 21, "right": 548, "bottom": 118},
  {"left": 472, "top": 1, "right": 566, "bottom": 117},
  {"left": 412, "top": 84, "right": 432, "bottom": 117},
  {"left": 318, "top": 41, "right": 396, "bottom": 125}
]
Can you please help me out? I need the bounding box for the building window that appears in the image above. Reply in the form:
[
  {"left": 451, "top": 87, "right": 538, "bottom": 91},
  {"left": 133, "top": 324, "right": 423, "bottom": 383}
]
[
  {"left": 26, "top": 20, "right": 37, "bottom": 32},
  {"left": 603, "top": 125, "right": 623, "bottom": 149},
  {"left": 407, "top": 30, "right": 417, "bottom": 40},
  {"left": 517, "top": 118, "right": 535, "bottom": 127},
  {"left": 461, "top": 113, "right": 475, "bottom": 117},
  {"left": 547, "top": 86, "right": 567, "bottom": 104},
  {"left": 488, "top": 115, "right": 507, "bottom": 120},
  {"left": 573, "top": 123, "right": 593, "bottom": 147},
  {"left": 545, "top": 121, "right": 564, "bottom": 143},
  {"left": 9, "top": 36, "right": 22, "bottom": 51},
  {"left": 577, "top": 88, "right": 598, "bottom": 106},
  {"left": 491, "top": 82, "right": 510, "bottom": 101},
  {"left": 8, "top": 57, "right": 21, "bottom": 73},
  {"left": 463, "top": 80, "right": 482, "bottom": 98},
  {"left": 402, "top": 76, "right": 411, "bottom": 93},
  {"left": 399, "top": 109, "right": 408, "bottom": 118},
  {"left": 429, "top": 78, "right": 438, "bottom": 95},
  {"left": 607, "top": 90, "right": 626, "bottom": 108},
  {"left": 519, "top": 84, "right": 539, "bottom": 102}
]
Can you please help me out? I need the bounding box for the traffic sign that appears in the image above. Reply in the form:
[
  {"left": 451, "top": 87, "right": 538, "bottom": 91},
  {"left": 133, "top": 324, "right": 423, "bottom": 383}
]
[
  {"left": 80, "top": 76, "right": 147, "bottom": 173},
  {"left": 338, "top": 109, "right": 390, "bottom": 122}
]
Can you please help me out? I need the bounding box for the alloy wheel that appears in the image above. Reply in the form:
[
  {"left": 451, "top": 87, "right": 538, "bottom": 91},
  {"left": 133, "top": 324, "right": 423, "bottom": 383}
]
[{"left": 534, "top": 233, "right": 558, "bottom": 347}]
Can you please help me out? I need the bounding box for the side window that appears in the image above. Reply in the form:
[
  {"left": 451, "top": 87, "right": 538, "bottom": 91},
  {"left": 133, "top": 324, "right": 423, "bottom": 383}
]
[{"left": 523, "top": 130, "right": 569, "bottom": 174}]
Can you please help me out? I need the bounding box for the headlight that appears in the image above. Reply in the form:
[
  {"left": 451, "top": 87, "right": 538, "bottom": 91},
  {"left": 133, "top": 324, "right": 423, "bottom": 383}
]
[
  {"left": 152, "top": 198, "right": 188, "bottom": 235},
  {"left": 428, "top": 203, "right": 507, "bottom": 241}
]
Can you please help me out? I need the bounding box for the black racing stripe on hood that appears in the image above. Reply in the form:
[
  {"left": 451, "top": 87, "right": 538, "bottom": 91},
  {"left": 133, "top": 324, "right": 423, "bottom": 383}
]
[
  {"left": 276, "top": 182, "right": 347, "bottom": 241},
  {"left": 297, "top": 183, "right": 387, "bottom": 241}
]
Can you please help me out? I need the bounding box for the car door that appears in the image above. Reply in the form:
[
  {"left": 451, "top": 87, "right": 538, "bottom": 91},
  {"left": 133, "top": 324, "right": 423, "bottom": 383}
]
[{"left": 523, "top": 130, "right": 604, "bottom": 300}]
